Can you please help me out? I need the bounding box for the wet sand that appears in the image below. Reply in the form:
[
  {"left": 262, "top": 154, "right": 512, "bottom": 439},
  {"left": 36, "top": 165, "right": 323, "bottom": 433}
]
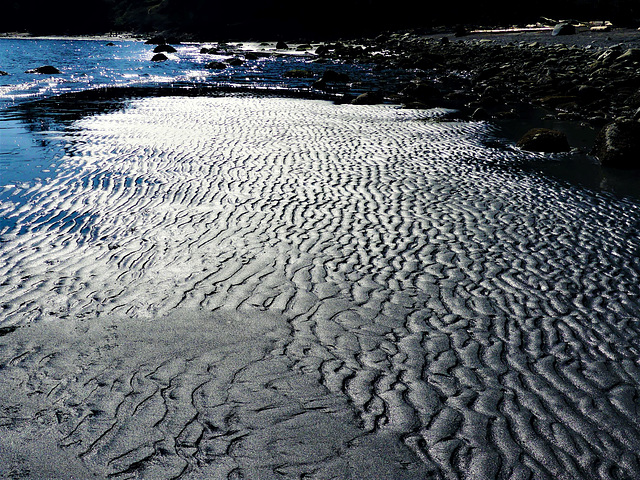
[{"left": 1, "top": 96, "right": 640, "bottom": 479}]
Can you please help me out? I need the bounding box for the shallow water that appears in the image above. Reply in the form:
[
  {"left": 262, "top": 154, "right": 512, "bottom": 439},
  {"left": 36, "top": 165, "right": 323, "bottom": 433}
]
[{"left": 0, "top": 95, "right": 640, "bottom": 479}]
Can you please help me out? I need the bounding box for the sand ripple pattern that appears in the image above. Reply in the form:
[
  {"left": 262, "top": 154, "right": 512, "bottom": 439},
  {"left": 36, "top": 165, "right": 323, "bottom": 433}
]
[{"left": 1, "top": 97, "right": 640, "bottom": 479}]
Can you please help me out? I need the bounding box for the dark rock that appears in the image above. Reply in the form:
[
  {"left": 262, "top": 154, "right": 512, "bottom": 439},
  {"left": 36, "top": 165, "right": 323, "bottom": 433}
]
[
  {"left": 322, "top": 70, "right": 349, "bottom": 82},
  {"left": 0, "top": 326, "right": 18, "bottom": 337},
  {"left": 106, "top": 42, "right": 115, "bottom": 46},
  {"left": 475, "top": 66, "right": 503, "bottom": 82},
  {"left": 516, "top": 128, "right": 571, "bottom": 152},
  {"left": 154, "top": 44, "right": 177, "bottom": 53},
  {"left": 205, "top": 61, "right": 227, "bottom": 70},
  {"left": 226, "top": 57, "right": 244, "bottom": 66},
  {"left": 25, "top": 65, "right": 60, "bottom": 74},
  {"left": 552, "top": 23, "right": 575, "bottom": 36},
  {"left": 613, "top": 49, "right": 640, "bottom": 64},
  {"left": 441, "top": 37, "right": 450, "bottom": 45},
  {"left": 471, "top": 107, "right": 491, "bottom": 120},
  {"left": 0, "top": 71, "right": 8, "bottom": 76},
  {"left": 276, "top": 41, "right": 288, "bottom": 50},
  {"left": 151, "top": 53, "right": 168, "bottom": 62},
  {"left": 244, "top": 52, "right": 259, "bottom": 60},
  {"left": 352, "top": 91, "right": 384, "bottom": 105},
  {"left": 577, "top": 85, "right": 603, "bottom": 103},
  {"left": 400, "top": 82, "right": 442, "bottom": 106},
  {"left": 593, "top": 120, "right": 640, "bottom": 168},
  {"left": 200, "top": 47, "right": 210, "bottom": 54},
  {"left": 315, "top": 45, "right": 329, "bottom": 56},
  {"left": 296, "top": 44, "right": 312, "bottom": 51},
  {"left": 537, "top": 95, "right": 578, "bottom": 108}
]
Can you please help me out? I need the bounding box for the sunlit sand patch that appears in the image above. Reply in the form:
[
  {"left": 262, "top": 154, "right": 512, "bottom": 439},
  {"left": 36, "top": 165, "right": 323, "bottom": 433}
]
[{"left": 1, "top": 96, "right": 640, "bottom": 479}]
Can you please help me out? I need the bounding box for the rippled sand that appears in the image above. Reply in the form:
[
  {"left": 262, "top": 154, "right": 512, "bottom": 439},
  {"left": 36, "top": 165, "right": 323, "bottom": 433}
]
[{"left": 1, "top": 97, "right": 640, "bottom": 479}]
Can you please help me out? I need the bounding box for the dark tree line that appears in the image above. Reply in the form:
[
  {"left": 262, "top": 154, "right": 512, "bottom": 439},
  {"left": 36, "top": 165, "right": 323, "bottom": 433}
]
[{"left": 1, "top": 0, "right": 638, "bottom": 39}]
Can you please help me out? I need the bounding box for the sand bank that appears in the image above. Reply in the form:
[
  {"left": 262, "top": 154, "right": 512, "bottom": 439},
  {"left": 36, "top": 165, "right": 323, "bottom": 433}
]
[{"left": 1, "top": 96, "right": 640, "bottom": 479}]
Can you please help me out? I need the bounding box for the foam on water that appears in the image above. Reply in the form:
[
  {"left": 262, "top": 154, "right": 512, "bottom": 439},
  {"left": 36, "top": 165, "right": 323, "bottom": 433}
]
[{"left": 1, "top": 96, "right": 640, "bottom": 479}]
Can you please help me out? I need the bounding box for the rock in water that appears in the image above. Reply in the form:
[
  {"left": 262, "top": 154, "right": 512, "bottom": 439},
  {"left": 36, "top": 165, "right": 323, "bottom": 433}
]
[
  {"left": 552, "top": 23, "right": 575, "bottom": 36},
  {"left": 516, "top": 128, "right": 570, "bottom": 152},
  {"left": 352, "top": 91, "right": 384, "bottom": 105},
  {"left": 153, "top": 44, "right": 177, "bottom": 53},
  {"left": 0, "top": 70, "right": 8, "bottom": 76},
  {"left": 25, "top": 65, "right": 60, "bottom": 74},
  {"left": 205, "top": 61, "right": 227, "bottom": 70},
  {"left": 593, "top": 120, "right": 640, "bottom": 168},
  {"left": 276, "top": 41, "right": 288, "bottom": 49},
  {"left": 151, "top": 53, "right": 168, "bottom": 62},
  {"left": 321, "top": 70, "right": 349, "bottom": 82}
]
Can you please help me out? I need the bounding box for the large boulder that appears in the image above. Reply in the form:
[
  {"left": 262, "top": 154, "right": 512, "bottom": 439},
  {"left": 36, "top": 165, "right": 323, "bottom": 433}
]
[
  {"left": 154, "top": 44, "right": 177, "bottom": 53},
  {"left": 593, "top": 120, "right": 640, "bottom": 168},
  {"left": 321, "top": 70, "right": 349, "bottom": 82},
  {"left": 516, "top": 128, "right": 570, "bottom": 153},
  {"left": 25, "top": 65, "right": 60, "bottom": 74},
  {"left": 552, "top": 23, "right": 575, "bottom": 36},
  {"left": 351, "top": 91, "right": 384, "bottom": 105},
  {"left": 151, "top": 53, "right": 168, "bottom": 62},
  {"left": 276, "top": 41, "right": 288, "bottom": 50},
  {"left": 400, "top": 81, "right": 442, "bottom": 107}
]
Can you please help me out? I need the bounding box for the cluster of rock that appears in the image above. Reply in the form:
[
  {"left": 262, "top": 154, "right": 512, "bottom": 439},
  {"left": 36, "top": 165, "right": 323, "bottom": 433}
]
[{"left": 309, "top": 31, "right": 640, "bottom": 168}]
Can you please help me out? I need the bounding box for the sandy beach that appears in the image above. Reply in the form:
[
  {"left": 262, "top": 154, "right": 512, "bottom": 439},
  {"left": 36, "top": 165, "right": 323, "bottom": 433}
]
[{"left": 0, "top": 94, "right": 639, "bottom": 479}]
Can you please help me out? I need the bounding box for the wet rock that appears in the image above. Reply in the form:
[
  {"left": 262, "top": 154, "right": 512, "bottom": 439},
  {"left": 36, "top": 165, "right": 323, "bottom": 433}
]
[
  {"left": 25, "top": 65, "right": 60, "bottom": 74},
  {"left": 276, "top": 41, "right": 288, "bottom": 49},
  {"left": 321, "top": 70, "right": 349, "bottom": 82},
  {"left": 471, "top": 107, "right": 491, "bottom": 120},
  {"left": 613, "top": 48, "right": 640, "bottom": 64},
  {"left": 516, "top": 128, "right": 570, "bottom": 152},
  {"left": 154, "top": 44, "right": 177, "bottom": 53},
  {"left": 205, "top": 61, "right": 227, "bottom": 70},
  {"left": 106, "top": 42, "right": 115, "bottom": 46},
  {"left": 226, "top": 57, "right": 244, "bottom": 66},
  {"left": 593, "top": 120, "right": 640, "bottom": 168},
  {"left": 552, "top": 23, "right": 575, "bottom": 36},
  {"left": 400, "top": 82, "right": 442, "bottom": 106},
  {"left": 0, "top": 70, "right": 8, "bottom": 76},
  {"left": 576, "top": 85, "right": 603, "bottom": 103},
  {"left": 0, "top": 326, "right": 18, "bottom": 337},
  {"left": 200, "top": 47, "right": 210, "bottom": 54},
  {"left": 315, "top": 45, "right": 329, "bottom": 56},
  {"left": 537, "top": 95, "right": 578, "bottom": 109},
  {"left": 151, "top": 53, "right": 168, "bottom": 62},
  {"left": 351, "top": 91, "right": 384, "bottom": 105},
  {"left": 244, "top": 52, "right": 259, "bottom": 60}
]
